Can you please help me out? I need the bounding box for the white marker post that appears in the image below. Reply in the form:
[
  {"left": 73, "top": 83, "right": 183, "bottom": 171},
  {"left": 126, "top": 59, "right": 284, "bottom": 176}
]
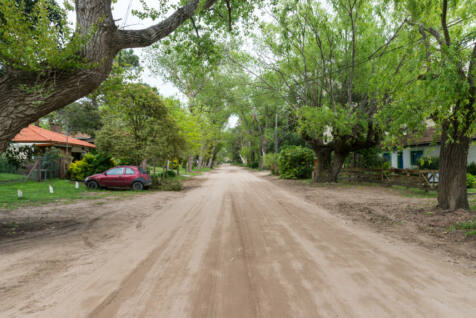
[
  {"left": 75, "top": 181, "right": 79, "bottom": 189},
  {"left": 49, "top": 185, "right": 54, "bottom": 194},
  {"left": 17, "top": 190, "right": 23, "bottom": 198}
]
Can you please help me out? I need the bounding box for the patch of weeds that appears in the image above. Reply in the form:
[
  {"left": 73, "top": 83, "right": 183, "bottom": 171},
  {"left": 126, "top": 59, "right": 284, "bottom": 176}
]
[
  {"left": 392, "top": 185, "right": 437, "bottom": 198},
  {"left": 424, "top": 211, "right": 433, "bottom": 216},
  {"left": 453, "top": 218, "right": 476, "bottom": 236},
  {"left": 458, "top": 220, "right": 476, "bottom": 230},
  {"left": 151, "top": 179, "right": 183, "bottom": 191}
]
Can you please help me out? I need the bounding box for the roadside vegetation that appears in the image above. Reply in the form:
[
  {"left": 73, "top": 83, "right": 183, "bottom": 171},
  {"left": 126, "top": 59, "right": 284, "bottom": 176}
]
[
  {"left": 0, "top": 179, "right": 136, "bottom": 210},
  {"left": 0, "top": 0, "right": 475, "bottom": 214}
]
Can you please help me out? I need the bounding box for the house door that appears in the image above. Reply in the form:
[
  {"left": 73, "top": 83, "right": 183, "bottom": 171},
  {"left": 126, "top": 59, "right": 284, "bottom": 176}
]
[{"left": 397, "top": 152, "right": 403, "bottom": 169}]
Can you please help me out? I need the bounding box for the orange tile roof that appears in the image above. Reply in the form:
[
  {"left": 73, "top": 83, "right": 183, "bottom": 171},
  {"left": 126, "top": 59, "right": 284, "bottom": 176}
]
[{"left": 12, "top": 125, "right": 96, "bottom": 148}]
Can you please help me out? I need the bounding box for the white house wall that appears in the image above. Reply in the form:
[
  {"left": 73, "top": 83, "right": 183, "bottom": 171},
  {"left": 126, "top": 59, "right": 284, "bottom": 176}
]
[{"left": 387, "top": 143, "right": 475, "bottom": 169}]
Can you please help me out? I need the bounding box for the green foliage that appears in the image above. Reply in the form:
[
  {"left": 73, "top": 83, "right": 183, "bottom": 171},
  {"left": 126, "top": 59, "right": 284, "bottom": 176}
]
[
  {"left": 467, "top": 162, "right": 476, "bottom": 176},
  {"left": 467, "top": 173, "right": 476, "bottom": 189},
  {"left": 0, "top": 0, "right": 88, "bottom": 73},
  {"left": 0, "top": 144, "right": 34, "bottom": 171},
  {"left": 95, "top": 83, "right": 184, "bottom": 166},
  {"left": 348, "top": 147, "right": 388, "bottom": 169},
  {"left": 418, "top": 157, "right": 440, "bottom": 170},
  {"left": 278, "top": 146, "right": 315, "bottom": 179},
  {"left": 67, "top": 152, "right": 116, "bottom": 181},
  {"left": 150, "top": 177, "right": 182, "bottom": 191},
  {"left": 45, "top": 100, "right": 102, "bottom": 137},
  {"left": 263, "top": 153, "right": 278, "bottom": 173},
  {"left": 159, "top": 170, "right": 176, "bottom": 178},
  {"left": 455, "top": 218, "right": 476, "bottom": 236}
]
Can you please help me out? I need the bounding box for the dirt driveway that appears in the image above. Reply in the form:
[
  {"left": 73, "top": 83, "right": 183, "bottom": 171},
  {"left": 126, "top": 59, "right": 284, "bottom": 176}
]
[{"left": 1, "top": 166, "right": 476, "bottom": 317}]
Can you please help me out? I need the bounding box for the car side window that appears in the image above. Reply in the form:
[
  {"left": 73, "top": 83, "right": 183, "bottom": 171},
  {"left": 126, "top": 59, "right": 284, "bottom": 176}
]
[
  {"left": 125, "top": 168, "right": 135, "bottom": 175},
  {"left": 106, "top": 167, "right": 124, "bottom": 176}
]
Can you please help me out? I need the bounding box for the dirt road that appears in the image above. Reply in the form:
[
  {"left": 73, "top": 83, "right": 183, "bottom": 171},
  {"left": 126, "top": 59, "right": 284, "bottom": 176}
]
[{"left": 1, "top": 166, "right": 476, "bottom": 317}]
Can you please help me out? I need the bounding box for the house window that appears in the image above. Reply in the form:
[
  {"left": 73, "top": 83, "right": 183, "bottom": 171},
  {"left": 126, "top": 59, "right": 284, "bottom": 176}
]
[
  {"left": 411, "top": 150, "right": 423, "bottom": 166},
  {"left": 383, "top": 153, "right": 391, "bottom": 162}
]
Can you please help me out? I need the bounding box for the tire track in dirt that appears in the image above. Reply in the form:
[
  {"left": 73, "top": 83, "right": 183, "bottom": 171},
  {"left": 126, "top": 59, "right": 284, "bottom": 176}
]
[{"left": 88, "top": 195, "right": 210, "bottom": 318}]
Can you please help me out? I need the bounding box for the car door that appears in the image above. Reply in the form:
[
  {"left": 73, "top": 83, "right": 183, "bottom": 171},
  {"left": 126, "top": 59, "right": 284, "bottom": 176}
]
[
  {"left": 122, "top": 167, "right": 137, "bottom": 187},
  {"left": 103, "top": 167, "right": 124, "bottom": 187}
]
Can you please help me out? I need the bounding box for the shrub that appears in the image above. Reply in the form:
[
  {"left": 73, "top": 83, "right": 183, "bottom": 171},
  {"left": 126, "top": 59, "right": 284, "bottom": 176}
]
[
  {"left": 158, "top": 170, "right": 176, "bottom": 178},
  {"left": 150, "top": 177, "right": 182, "bottom": 191},
  {"left": 418, "top": 156, "right": 439, "bottom": 170},
  {"left": 68, "top": 152, "right": 117, "bottom": 181},
  {"left": 350, "top": 147, "right": 387, "bottom": 169},
  {"left": 467, "top": 173, "right": 476, "bottom": 189},
  {"left": 248, "top": 161, "right": 259, "bottom": 169},
  {"left": 278, "top": 146, "right": 315, "bottom": 179},
  {"left": 159, "top": 179, "right": 182, "bottom": 191},
  {"left": 467, "top": 162, "right": 476, "bottom": 176},
  {"left": 263, "top": 153, "right": 279, "bottom": 174}
]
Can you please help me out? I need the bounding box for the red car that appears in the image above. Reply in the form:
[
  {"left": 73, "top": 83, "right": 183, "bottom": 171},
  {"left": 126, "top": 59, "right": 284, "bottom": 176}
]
[{"left": 85, "top": 166, "right": 152, "bottom": 190}]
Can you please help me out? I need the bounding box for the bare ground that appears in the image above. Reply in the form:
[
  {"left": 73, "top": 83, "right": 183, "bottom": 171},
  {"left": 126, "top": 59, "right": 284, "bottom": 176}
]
[
  {"left": 1, "top": 166, "right": 476, "bottom": 317},
  {"left": 263, "top": 173, "right": 476, "bottom": 267}
]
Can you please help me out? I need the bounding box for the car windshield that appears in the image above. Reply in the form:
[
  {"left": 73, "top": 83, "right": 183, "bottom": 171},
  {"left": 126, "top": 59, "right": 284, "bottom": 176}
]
[{"left": 138, "top": 167, "right": 146, "bottom": 174}]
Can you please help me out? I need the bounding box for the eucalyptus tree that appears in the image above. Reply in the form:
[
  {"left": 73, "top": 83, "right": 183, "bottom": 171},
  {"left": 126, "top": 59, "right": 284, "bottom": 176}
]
[
  {"left": 378, "top": 0, "right": 476, "bottom": 210},
  {"left": 0, "top": 0, "right": 258, "bottom": 153}
]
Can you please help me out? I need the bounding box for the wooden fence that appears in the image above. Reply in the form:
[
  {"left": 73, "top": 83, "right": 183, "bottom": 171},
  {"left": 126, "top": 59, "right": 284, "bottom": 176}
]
[{"left": 339, "top": 168, "right": 439, "bottom": 190}]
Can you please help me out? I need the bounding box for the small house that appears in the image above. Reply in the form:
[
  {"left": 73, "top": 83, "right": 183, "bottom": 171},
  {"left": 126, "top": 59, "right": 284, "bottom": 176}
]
[
  {"left": 11, "top": 125, "right": 95, "bottom": 160},
  {"left": 383, "top": 127, "right": 476, "bottom": 169}
]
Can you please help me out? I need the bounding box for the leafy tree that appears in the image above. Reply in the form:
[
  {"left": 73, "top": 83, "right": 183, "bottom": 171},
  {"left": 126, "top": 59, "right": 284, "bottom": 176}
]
[
  {"left": 245, "top": 0, "right": 400, "bottom": 181},
  {"left": 378, "top": 0, "right": 476, "bottom": 210},
  {"left": 0, "top": 0, "right": 260, "bottom": 153},
  {"left": 95, "top": 83, "right": 181, "bottom": 166}
]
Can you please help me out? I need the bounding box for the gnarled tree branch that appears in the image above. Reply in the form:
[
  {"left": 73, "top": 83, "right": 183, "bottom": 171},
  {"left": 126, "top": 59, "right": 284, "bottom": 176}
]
[{"left": 113, "top": 0, "right": 217, "bottom": 49}]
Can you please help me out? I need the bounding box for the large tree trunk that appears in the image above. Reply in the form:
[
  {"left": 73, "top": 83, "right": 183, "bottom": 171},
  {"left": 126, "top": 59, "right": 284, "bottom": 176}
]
[
  {"left": 329, "top": 150, "right": 348, "bottom": 183},
  {"left": 0, "top": 0, "right": 218, "bottom": 153},
  {"left": 197, "top": 144, "right": 205, "bottom": 169},
  {"left": 312, "top": 147, "right": 331, "bottom": 183},
  {"left": 207, "top": 144, "right": 216, "bottom": 168},
  {"left": 438, "top": 123, "right": 470, "bottom": 210},
  {"left": 186, "top": 155, "right": 194, "bottom": 172}
]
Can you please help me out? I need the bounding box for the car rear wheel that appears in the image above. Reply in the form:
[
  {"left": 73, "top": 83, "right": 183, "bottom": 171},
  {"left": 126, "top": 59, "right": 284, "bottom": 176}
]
[
  {"left": 132, "top": 181, "right": 144, "bottom": 191},
  {"left": 87, "top": 180, "right": 99, "bottom": 190}
]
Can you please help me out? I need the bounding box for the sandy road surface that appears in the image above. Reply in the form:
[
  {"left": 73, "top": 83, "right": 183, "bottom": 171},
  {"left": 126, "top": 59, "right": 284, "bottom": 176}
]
[{"left": 1, "top": 166, "right": 476, "bottom": 317}]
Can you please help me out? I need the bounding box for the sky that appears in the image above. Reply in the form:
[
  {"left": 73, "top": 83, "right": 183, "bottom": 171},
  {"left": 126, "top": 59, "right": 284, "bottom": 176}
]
[
  {"left": 111, "top": 1, "right": 182, "bottom": 99},
  {"left": 67, "top": 1, "right": 244, "bottom": 126},
  {"left": 110, "top": 0, "right": 240, "bottom": 127}
]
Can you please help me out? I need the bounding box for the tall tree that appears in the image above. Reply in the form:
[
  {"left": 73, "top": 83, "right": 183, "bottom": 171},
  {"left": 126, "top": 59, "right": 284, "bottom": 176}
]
[
  {"left": 0, "top": 0, "right": 258, "bottom": 153},
  {"left": 95, "top": 83, "right": 181, "bottom": 165},
  {"left": 379, "top": 0, "right": 476, "bottom": 210},
  {"left": 245, "top": 0, "right": 399, "bottom": 181}
]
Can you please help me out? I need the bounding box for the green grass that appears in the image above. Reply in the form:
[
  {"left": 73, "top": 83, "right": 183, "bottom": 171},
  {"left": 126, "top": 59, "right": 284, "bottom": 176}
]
[
  {"left": 0, "top": 173, "right": 25, "bottom": 182},
  {"left": 390, "top": 185, "right": 437, "bottom": 198},
  {"left": 150, "top": 167, "right": 211, "bottom": 181},
  {"left": 0, "top": 179, "right": 140, "bottom": 210},
  {"left": 454, "top": 218, "right": 476, "bottom": 236},
  {"left": 173, "top": 167, "right": 211, "bottom": 181}
]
